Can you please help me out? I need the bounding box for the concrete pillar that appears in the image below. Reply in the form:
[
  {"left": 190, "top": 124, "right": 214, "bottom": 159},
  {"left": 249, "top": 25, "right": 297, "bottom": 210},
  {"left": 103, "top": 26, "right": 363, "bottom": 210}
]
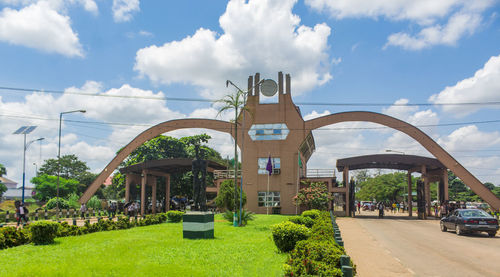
[
  {"left": 165, "top": 174, "right": 171, "bottom": 212},
  {"left": 125, "top": 173, "right": 131, "bottom": 203},
  {"left": 151, "top": 176, "right": 157, "bottom": 214},
  {"left": 343, "top": 166, "right": 349, "bottom": 216},
  {"left": 421, "top": 165, "right": 430, "bottom": 216},
  {"left": 407, "top": 171, "right": 412, "bottom": 217},
  {"left": 141, "top": 170, "right": 147, "bottom": 216},
  {"left": 443, "top": 169, "right": 449, "bottom": 201}
]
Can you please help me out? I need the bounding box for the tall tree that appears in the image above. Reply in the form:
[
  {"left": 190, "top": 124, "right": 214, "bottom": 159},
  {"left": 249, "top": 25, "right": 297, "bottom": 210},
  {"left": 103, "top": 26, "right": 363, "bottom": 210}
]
[
  {"left": 357, "top": 172, "right": 411, "bottom": 202},
  {"left": 39, "top": 154, "right": 90, "bottom": 181}
]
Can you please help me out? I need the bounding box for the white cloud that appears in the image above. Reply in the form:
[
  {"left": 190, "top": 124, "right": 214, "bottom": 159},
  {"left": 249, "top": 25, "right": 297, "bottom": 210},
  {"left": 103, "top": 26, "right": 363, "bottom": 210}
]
[
  {"left": 429, "top": 54, "right": 500, "bottom": 117},
  {"left": 134, "top": 0, "right": 332, "bottom": 98},
  {"left": 112, "top": 0, "right": 139, "bottom": 22},
  {"left": 385, "top": 12, "right": 481, "bottom": 50},
  {"left": 0, "top": 1, "right": 84, "bottom": 57},
  {"left": 305, "top": 0, "right": 495, "bottom": 50},
  {"left": 438, "top": 125, "right": 500, "bottom": 152}
]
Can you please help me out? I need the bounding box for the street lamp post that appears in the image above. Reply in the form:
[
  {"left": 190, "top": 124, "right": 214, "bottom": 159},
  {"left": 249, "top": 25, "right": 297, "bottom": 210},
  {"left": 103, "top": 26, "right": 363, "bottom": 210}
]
[
  {"left": 57, "top": 110, "right": 85, "bottom": 221},
  {"left": 13, "top": 126, "right": 44, "bottom": 204}
]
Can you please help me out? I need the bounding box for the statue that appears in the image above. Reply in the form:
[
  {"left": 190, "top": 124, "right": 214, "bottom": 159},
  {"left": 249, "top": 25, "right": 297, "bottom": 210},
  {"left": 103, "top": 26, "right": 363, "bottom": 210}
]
[{"left": 192, "top": 145, "right": 208, "bottom": 211}]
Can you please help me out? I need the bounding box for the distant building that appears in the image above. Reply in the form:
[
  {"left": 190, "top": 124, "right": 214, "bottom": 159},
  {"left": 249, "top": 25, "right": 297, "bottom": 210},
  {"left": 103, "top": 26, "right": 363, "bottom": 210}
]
[{"left": 1, "top": 176, "right": 33, "bottom": 200}]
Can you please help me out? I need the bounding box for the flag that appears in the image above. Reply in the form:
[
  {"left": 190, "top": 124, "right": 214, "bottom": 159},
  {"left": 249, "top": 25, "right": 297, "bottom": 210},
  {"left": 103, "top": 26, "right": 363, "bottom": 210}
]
[
  {"left": 266, "top": 156, "right": 273, "bottom": 176},
  {"left": 298, "top": 155, "right": 302, "bottom": 168}
]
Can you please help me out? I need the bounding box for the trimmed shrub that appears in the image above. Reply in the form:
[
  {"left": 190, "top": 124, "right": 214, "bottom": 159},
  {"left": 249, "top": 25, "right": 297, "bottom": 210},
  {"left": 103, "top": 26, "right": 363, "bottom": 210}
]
[
  {"left": 0, "top": 232, "right": 5, "bottom": 249},
  {"left": 166, "top": 211, "right": 184, "bottom": 223},
  {"left": 288, "top": 216, "right": 314, "bottom": 228},
  {"left": 301, "top": 209, "right": 321, "bottom": 220},
  {"left": 30, "top": 221, "right": 59, "bottom": 245},
  {"left": 285, "top": 239, "right": 347, "bottom": 277},
  {"left": 0, "top": 227, "right": 30, "bottom": 248},
  {"left": 270, "top": 221, "right": 310, "bottom": 252},
  {"left": 46, "top": 197, "right": 70, "bottom": 210}
]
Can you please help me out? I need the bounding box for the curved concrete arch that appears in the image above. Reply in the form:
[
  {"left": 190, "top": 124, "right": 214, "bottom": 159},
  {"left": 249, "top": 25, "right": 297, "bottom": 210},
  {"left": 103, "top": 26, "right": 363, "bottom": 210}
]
[
  {"left": 305, "top": 111, "right": 500, "bottom": 210},
  {"left": 79, "top": 119, "right": 234, "bottom": 203}
]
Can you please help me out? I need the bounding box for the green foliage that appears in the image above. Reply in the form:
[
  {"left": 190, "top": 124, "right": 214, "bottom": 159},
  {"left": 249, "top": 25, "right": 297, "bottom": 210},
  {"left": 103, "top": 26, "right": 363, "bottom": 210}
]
[
  {"left": 288, "top": 216, "right": 315, "bottom": 228},
  {"left": 0, "top": 182, "right": 6, "bottom": 198},
  {"left": 103, "top": 173, "right": 125, "bottom": 200},
  {"left": 285, "top": 240, "right": 345, "bottom": 277},
  {"left": 294, "top": 182, "right": 331, "bottom": 210},
  {"left": 31, "top": 174, "right": 80, "bottom": 201},
  {"left": 223, "top": 209, "right": 255, "bottom": 226},
  {"left": 67, "top": 193, "right": 81, "bottom": 209},
  {"left": 38, "top": 154, "right": 90, "bottom": 181},
  {"left": 46, "top": 197, "right": 70, "bottom": 209},
  {"left": 357, "top": 172, "right": 410, "bottom": 202},
  {"left": 215, "top": 180, "right": 246, "bottom": 211},
  {"left": 30, "top": 221, "right": 59, "bottom": 245},
  {"left": 270, "top": 221, "right": 310, "bottom": 252},
  {"left": 87, "top": 196, "right": 102, "bottom": 210},
  {"left": 301, "top": 209, "right": 321, "bottom": 220},
  {"left": 125, "top": 136, "right": 188, "bottom": 165},
  {"left": 0, "top": 227, "right": 30, "bottom": 249},
  {"left": 166, "top": 211, "right": 184, "bottom": 222},
  {"left": 283, "top": 211, "right": 356, "bottom": 277}
]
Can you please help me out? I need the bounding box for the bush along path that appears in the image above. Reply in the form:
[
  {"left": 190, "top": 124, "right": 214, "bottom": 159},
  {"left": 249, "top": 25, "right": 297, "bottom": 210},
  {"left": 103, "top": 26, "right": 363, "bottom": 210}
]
[
  {"left": 270, "top": 209, "right": 356, "bottom": 277},
  {"left": 0, "top": 211, "right": 184, "bottom": 250}
]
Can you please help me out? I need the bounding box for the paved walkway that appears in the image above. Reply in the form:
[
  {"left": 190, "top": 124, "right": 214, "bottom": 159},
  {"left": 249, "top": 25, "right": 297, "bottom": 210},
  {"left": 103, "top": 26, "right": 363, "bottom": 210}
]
[{"left": 337, "top": 211, "right": 500, "bottom": 277}]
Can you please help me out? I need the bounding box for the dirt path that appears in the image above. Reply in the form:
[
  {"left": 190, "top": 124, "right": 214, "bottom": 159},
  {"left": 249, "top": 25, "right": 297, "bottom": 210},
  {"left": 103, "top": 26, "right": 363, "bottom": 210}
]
[{"left": 337, "top": 211, "right": 500, "bottom": 277}]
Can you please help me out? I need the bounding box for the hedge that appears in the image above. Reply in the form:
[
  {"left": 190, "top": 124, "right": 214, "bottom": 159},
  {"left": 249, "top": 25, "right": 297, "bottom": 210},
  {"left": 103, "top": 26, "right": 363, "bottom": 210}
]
[
  {"left": 30, "top": 221, "right": 60, "bottom": 245},
  {"left": 166, "top": 211, "right": 184, "bottom": 223},
  {"left": 278, "top": 211, "right": 357, "bottom": 276},
  {"left": 0, "top": 213, "right": 171, "bottom": 249},
  {"left": 288, "top": 215, "right": 315, "bottom": 228},
  {"left": 301, "top": 209, "right": 321, "bottom": 220},
  {"left": 270, "top": 221, "right": 310, "bottom": 252}
]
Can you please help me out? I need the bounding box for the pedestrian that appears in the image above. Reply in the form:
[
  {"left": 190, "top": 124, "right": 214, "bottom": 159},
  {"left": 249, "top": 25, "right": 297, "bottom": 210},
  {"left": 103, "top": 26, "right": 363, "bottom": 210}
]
[
  {"left": 357, "top": 202, "right": 361, "bottom": 213},
  {"left": 15, "top": 200, "right": 29, "bottom": 227},
  {"left": 111, "top": 202, "right": 117, "bottom": 218},
  {"left": 378, "top": 202, "right": 384, "bottom": 218},
  {"left": 392, "top": 202, "right": 397, "bottom": 214},
  {"left": 396, "top": 202, "right": 400, "bottom": 213},
  {"left": 434, "top": 203, "right": 439, "bottom": 218},
  {"left": 80, "top": 203, "right": 87, "bottom": 219},
  {"left": 400, "top": 202, "right": 405, "bottom": 213},
  {"left": 441, "top": 202, "right": 448, "bottom": 218}
]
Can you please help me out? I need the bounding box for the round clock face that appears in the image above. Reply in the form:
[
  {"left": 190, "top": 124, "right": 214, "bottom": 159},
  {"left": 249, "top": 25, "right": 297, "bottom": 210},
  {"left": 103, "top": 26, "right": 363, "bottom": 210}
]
[{"left": 261, "top": 79, "right": 278, "bottom": 97}]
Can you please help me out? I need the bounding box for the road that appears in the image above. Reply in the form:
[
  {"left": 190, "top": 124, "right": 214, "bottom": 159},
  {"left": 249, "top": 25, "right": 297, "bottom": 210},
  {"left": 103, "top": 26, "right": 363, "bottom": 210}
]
[{"left": 336, "top": 211, "right": 500, "bottom": 277}]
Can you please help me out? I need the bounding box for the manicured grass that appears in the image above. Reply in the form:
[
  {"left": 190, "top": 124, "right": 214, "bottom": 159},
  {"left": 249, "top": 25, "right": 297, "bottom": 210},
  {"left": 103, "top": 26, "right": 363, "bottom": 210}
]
[{"left": 1, "top": 214, "right": 288, "bottom": 276}]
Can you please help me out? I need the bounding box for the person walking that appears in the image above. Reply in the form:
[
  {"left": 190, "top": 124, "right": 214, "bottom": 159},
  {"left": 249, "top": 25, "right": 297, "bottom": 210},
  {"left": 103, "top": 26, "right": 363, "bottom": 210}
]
[
  {"left": 392, "top": 202, "right": 397, "bottom": 214},
  {"left": 15, "top": 200, "right": 29, "bottom": 227},
  {"left": 80, "top": 203, "right": 87, "bottom": 219},
  {"left": 378, "top": 202, "right": 385, "bottom": 218},
  {"left": 357, "top": 202, "right": 361, "bottom": 213}
]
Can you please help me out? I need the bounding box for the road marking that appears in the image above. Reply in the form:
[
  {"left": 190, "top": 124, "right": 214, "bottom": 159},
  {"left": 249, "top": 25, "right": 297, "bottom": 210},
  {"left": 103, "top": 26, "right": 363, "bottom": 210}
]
[{"left": 407, "top": 268, "right": 415, "bottom": 275}]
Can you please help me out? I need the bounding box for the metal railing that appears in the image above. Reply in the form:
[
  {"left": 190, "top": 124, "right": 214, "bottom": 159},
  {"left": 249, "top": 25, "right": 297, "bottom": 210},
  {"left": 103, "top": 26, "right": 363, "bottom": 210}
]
[
  {"left": 304, "top": 169, "right": 336, "bottom": 178},
  {"left": 213, "top": 170, "right": 242, "bottom": 179}
]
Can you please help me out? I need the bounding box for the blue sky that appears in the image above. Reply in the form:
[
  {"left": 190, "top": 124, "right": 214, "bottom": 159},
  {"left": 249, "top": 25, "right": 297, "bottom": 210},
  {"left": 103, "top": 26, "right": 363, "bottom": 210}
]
[{"left": 1, "top": 0, "right": 500, "bottom": 187}]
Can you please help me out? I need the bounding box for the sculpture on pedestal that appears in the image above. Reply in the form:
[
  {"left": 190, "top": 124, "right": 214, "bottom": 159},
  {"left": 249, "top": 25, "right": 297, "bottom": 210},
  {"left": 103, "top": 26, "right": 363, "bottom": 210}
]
[{"left": 192, "top": 145, "right": 208, "bottom": 211}]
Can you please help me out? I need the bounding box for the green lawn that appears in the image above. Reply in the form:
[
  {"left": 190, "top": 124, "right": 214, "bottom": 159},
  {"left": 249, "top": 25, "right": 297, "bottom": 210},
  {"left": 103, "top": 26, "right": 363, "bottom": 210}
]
[{"left": 1, "top": 214, "right": 288, "bottom": 277}]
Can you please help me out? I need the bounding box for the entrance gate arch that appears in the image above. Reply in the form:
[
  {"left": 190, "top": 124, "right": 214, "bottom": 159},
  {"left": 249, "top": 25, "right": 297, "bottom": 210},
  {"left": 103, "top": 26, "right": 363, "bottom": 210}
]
[
  {"left": 304, "top": 111, "right": 500, "bottom": 210},
  {"left": 79, "top": 119, "right": 234, "bottom": 203}
]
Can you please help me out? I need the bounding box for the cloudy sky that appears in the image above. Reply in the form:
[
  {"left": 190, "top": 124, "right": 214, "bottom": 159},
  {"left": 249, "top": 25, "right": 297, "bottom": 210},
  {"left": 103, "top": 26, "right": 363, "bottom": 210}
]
[{"left": 1, "top": 0, "right": 500, "bottom": 187}]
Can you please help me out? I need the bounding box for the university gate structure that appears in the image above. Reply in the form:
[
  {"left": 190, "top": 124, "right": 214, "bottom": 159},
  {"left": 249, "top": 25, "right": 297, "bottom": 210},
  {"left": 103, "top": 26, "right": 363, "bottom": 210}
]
[{"left": 80, "top": 72, "right": 500, "bottom": 215}]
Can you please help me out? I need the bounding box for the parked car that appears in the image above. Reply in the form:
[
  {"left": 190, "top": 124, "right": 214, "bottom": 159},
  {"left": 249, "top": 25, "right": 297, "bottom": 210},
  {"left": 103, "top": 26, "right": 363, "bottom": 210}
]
[
  {"left": 440, "top": 209, "right": 498, "bottom": 237},
  {"left": 362, "top": 202, "right": 375, "bottom": 211}
]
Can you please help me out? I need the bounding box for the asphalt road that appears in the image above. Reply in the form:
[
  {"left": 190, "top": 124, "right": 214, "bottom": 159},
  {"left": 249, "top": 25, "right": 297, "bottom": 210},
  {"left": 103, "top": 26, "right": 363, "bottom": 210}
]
[{"left": 336, "top": 211, "right": 500, "bottom": 277}]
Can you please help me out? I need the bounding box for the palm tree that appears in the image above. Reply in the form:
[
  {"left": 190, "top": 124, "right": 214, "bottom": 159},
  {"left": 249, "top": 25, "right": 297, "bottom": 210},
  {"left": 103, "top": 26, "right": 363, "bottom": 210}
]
[{"left": 216, "top": 89, "right": 248, "bottom": 227}]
